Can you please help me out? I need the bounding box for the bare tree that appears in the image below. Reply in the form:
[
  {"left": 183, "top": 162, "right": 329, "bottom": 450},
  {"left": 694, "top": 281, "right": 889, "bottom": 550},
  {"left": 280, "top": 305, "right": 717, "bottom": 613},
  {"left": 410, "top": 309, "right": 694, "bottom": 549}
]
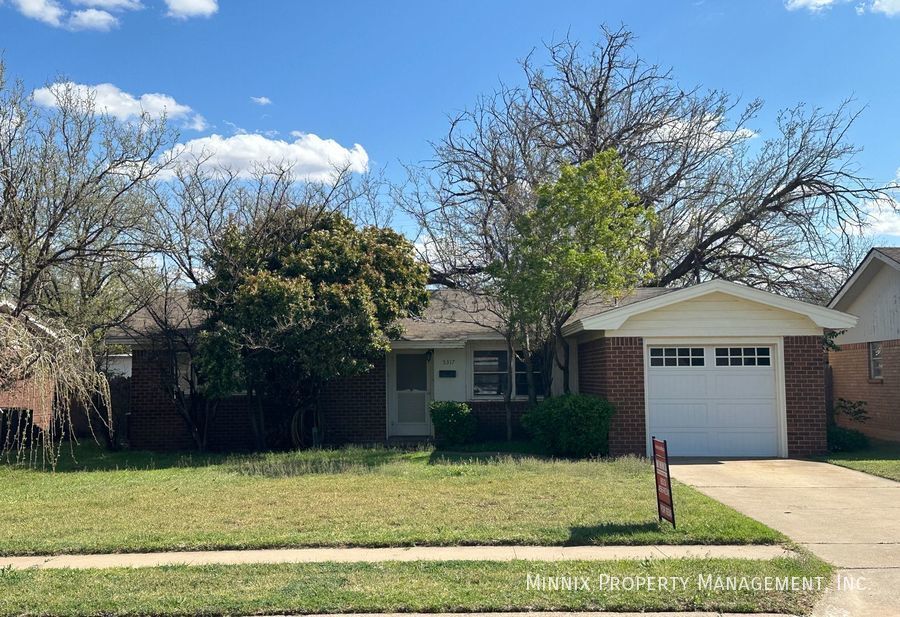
[
  {"left": 401, "top": 26, "right": 896, "bottom": 302},
  {"left": 0, "top": 63, "right": 172, "bottom": 463}
]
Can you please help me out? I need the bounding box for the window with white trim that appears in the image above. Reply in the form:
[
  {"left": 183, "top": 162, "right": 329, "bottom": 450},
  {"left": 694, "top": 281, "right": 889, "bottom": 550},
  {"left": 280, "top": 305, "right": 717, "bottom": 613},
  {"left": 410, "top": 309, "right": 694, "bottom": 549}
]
[
  {"left": 869, "top": 342, "right": 883, "bottom": 380},
  {"left": 472, "top": 350, "right": 547, "bottom": 397},
  {"left": 649, "top": 347, "right": 705, "bottom": 367},
  {"left": 715, "top": 347, "right": 771, "bottom": 367},
  {"left": 473, "top": 350, "right": 508, "bottom": 396}
]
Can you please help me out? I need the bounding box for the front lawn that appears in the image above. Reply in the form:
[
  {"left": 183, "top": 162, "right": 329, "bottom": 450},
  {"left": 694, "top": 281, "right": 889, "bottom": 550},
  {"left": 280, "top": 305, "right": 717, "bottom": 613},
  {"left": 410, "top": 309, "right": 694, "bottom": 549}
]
[
  {"left": 0, "top": 444, "right": 782, "bottom": 555},
  {"left": 824, "top": 440, "right": 900, "bottom": 482},
  {"left": 0, "top": 557, "right": 831, "bottom": 617}
]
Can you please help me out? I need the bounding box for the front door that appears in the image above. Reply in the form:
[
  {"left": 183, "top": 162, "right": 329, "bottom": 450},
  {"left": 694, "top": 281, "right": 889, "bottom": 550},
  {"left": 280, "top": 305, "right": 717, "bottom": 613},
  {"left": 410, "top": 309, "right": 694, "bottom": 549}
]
[{"left": 389, "top": 352, "right": 432, "bottom": 436}]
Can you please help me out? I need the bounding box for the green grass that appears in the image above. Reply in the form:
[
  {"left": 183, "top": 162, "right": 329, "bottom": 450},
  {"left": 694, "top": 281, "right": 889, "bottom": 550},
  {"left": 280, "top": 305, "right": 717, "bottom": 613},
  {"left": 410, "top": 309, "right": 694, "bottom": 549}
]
[
  {"left": 824, "top": 440, "right": 900, "bottom": 482},
  {"left": 0, "top": 443, "right": 782, "bottom": 555},
  {"left": 0, "top": 557, "right": 832, "bottom": 617}
]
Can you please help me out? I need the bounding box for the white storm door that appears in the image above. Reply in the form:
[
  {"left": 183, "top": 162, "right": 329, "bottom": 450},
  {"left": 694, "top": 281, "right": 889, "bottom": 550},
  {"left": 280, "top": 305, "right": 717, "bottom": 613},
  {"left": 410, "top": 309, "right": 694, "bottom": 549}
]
[{"left": 389, "top": 352, "right": 432, "bottom": 436}]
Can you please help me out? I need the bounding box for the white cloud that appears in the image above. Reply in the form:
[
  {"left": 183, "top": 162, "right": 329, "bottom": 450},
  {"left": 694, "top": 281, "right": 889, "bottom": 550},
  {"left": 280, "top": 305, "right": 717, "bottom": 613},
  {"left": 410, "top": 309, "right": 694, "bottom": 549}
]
[
  {"left": 10, "top": 0, "right": 141, "bottom": 30},
  {"left": 786, "top": 0, "right": 900, "bottom": 14},
  {"left": 871, "top": 0, "right": 900, "bottom": 15},
  {"left": 250, "top": 96, "right": 272, "bottom": 106},
  {"left": 71, "top": 0, "right": 142, "bottom": 10},
  {"left": 33, "top": 82, "right": 206, "bottom": 130},
  {"left": 11, "top": 0, "right": 66, "bottom": 26},
  {"left": 68, "top": 8, "right": 118, "bottom": 30},
  {"left": 164, "top": 0, "right": 217, "bottom": 19},
  {"left": 785, "top": 0, "right": 837, "bottom": 11},
  {"left": 859, "top": 195, "right": 900, "bottom": 237},
  {"left": 166, "top": 133, "right": 369, "bottom": 181}
]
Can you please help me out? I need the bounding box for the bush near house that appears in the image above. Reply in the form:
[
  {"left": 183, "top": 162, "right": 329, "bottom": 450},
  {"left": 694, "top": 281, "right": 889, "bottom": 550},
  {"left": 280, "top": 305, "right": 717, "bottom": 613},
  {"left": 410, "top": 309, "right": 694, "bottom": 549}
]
[
  {"left": 523, "top": 394, "right": 614, "bottom": 458},
  {"left": 429, "top": 401, "right": 477, "bottom": 446},
  {"left": 827, "top": 426, "right": 869, "bottom": 452}
]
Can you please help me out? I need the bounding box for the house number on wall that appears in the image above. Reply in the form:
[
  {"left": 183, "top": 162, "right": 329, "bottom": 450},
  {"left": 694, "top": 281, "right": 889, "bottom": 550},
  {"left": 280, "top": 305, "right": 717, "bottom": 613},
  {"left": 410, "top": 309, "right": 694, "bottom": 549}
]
[{"left": 442, "top": 359, "right": 455, "bottom": 366}]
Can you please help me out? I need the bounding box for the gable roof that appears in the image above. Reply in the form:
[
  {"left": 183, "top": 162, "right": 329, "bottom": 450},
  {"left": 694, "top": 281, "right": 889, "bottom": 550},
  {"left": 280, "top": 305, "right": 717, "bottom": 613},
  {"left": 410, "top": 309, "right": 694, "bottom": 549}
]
[
  {"left": 397, "top": 287, "right": 676, "bottom": 344},
  {"left": 563, "top": 279, "right": 858, "bottom": 336},
  {"left": 829, "top": 247, "right": 900, "bottom": 310}
]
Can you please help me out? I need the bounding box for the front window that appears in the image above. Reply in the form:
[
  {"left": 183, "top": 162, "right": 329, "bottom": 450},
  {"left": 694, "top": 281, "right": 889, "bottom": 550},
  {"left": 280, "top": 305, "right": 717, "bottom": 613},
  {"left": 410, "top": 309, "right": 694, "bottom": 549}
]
[
  {"left": 473, "top": 350, "right": 508, "bottom": 396},
  {"left": 472, "top": 349, "right": 547, "bottom": 398},
  {"left": 869, "top": 342, "right": 883, "bottom": 380}
]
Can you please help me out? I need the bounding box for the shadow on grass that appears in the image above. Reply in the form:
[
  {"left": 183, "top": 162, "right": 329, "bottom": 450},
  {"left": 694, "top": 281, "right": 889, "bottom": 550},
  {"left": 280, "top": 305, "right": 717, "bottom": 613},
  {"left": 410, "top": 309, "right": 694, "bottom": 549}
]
[
  {"left": 566, "top": 522, "right": 663, "bottom": 545},
  {"left": 7, "top": 442, "right": 418, "bottom": 475}
]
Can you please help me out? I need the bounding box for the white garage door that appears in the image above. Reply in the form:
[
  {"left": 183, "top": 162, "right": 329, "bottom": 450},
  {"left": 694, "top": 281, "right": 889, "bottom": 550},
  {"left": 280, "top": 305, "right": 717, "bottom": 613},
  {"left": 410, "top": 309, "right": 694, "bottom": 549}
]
[{"left": 646, "top": 345, "right": 779, "bottom": 457}]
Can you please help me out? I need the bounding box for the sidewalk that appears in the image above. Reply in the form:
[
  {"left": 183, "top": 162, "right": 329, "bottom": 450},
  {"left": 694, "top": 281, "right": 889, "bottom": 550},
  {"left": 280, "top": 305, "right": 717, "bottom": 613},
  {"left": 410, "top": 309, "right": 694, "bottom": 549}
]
[{"left": 0, "top": 544, "right": 793, "bottom": 570}]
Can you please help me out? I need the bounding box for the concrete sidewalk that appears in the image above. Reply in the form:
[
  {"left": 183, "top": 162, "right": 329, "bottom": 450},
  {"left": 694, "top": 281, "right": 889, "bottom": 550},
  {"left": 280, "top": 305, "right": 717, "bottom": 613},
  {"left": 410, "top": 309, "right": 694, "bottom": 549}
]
[
  {"left": 256, "top": 613, "right": 795, "bottom": 617},
  {"left": 0, "top": 544, "right": 793, "bottom": 570}
]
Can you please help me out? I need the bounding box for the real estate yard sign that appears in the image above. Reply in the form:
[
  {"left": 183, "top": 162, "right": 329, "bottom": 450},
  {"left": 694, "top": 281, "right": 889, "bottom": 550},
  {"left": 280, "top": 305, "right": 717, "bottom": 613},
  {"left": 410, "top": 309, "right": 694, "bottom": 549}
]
[{"left": 652, "top": 437, "right": 676, "bottom": 528}]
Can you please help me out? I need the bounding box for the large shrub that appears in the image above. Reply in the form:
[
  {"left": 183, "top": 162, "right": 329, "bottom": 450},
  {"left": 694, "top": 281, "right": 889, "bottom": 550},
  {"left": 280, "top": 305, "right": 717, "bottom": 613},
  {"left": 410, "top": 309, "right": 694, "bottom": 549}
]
[
  {"left": 429, "top": 401, "right": 477, "bottom": 447},
  {"left": 522, "top": 394, "right": 615, "bottom": 458},
  {"left": 827, "top": 425, "right": 869, "bottom": 453}
]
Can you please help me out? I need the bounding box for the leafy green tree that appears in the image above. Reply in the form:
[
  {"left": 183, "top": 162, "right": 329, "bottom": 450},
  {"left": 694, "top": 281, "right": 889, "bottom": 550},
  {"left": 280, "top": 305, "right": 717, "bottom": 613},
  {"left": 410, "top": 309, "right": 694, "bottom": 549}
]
[
  {"left": 490, "top": 150, "right": 653, "bottom": 401},
  {"left": 193, "top": 208, "right": 428, "bottom": 449}
]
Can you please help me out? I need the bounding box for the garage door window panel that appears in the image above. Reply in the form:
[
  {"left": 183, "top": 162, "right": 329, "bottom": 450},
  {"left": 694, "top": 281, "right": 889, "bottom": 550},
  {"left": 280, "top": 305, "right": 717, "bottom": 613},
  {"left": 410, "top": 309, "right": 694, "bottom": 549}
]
[
  {"left": 715, "top": 347, "right": 770, "bottom": 367},
  {"left": 649, "top": 347, "right": 704, "bottom": 367}
]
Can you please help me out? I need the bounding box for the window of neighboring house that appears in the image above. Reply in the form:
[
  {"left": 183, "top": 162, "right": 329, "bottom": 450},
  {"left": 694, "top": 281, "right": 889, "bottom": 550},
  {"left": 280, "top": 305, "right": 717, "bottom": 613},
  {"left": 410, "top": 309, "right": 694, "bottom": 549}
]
[
  {"left": 869, "top": 342, "right": 883, "bottom": 380},
  {"left": 472, "top": 349, "right": 547, "bottom": 398}
]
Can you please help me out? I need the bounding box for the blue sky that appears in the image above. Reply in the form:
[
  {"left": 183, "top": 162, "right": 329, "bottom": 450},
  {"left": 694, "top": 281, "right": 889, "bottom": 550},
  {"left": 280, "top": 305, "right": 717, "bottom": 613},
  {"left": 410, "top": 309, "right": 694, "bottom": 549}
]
[{"left": 1, "top": 0, "right": 899, "bottom": 239}]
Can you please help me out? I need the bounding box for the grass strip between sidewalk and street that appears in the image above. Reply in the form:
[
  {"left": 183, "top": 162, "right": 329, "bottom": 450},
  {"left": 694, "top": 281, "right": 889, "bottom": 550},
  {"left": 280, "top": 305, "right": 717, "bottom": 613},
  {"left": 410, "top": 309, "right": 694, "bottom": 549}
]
[{"left": 0, "top": 556, "right": 832, "bottom": 617}]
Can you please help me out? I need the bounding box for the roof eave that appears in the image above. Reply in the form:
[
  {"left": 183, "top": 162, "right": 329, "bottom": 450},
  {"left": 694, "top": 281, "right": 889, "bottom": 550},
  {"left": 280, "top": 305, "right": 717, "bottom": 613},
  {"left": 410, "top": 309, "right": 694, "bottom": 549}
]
[{"left": 575, "top": 279, "right": 858, "bottom": 333}]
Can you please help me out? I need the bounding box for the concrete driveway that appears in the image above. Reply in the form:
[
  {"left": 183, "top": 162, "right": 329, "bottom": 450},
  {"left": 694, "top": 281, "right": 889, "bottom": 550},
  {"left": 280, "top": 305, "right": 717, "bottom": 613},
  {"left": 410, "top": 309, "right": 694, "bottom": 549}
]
[{"left": 671, "top": 459, "right": 900, "bottom": 617}]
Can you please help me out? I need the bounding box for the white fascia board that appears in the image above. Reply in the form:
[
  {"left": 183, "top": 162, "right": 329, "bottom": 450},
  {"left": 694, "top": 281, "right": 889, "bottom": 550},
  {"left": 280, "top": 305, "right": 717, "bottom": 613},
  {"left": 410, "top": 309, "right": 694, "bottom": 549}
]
[{"left": 567, "top": 279, "right": 858, "bottom": 335}]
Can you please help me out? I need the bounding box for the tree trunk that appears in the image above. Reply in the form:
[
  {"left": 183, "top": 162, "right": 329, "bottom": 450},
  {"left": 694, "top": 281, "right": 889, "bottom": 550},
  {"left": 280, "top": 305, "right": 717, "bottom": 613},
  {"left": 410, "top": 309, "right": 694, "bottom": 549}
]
[
  {"left": 557, "top": 329, "right": 571, "bottom": 395},
  {"left": 504, "top": 338, "right": 514, "bottom": 442}
]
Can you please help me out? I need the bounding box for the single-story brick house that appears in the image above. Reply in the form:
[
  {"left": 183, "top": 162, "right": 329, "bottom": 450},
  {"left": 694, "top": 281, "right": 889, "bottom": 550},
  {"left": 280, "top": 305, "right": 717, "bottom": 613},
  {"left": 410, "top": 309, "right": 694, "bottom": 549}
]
[
  {"left": 110, "top": 279, "right": 856, "bottom": 457},
  {"left": 828, "top": 247, "right": 900, "bottom": 442}
]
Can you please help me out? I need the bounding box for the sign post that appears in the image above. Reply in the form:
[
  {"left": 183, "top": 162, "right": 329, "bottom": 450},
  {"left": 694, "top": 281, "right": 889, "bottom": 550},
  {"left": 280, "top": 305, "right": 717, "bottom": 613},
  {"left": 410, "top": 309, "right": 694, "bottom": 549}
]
[{"left": 652, "top": 436, "right": 676, "bottom": 528}]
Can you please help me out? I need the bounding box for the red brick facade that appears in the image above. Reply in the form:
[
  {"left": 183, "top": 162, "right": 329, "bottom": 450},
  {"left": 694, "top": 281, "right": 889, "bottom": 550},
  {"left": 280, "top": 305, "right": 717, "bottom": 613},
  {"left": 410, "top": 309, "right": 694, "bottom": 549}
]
[
  {"left": 129, "top": 350, "right": 389, "bottom": 450},
  {"left": 0, "top": 378, "right": 54, "bottom": 430},
  {"left": 129, "top": 334, "right": 830, "bottom": 456},
  {"left": 576, "top": 335, "right": 828, "bottom": 458},
  {"left": 829, "top": 339, "right": 900, "bottom": 442},
  {"left": 318, "top": 357, "right": 386, "bottom": 444},
  {"left": 577, "top": 336, "right": 646, "bottom": 456},
  {"left": 468, "top": 400, "right": 529, "bottom": 439},
  {"left": 783, "top": 335, "right": 827, "bottom": 457}
]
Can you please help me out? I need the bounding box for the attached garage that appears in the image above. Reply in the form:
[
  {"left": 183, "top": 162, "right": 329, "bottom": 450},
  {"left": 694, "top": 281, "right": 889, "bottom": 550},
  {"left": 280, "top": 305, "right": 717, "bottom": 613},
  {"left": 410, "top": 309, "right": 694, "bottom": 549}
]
[
  {"left": 565, "top": 280, "right": 859, "bottom": 458},
  {"left": 645, "top": 343, "right": 780, "bottom": 457}
]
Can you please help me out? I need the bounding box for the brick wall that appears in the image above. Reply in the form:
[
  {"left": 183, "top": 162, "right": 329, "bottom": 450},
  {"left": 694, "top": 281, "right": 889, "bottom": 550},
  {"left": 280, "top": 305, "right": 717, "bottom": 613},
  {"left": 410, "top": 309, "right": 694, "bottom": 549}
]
[
  {"left": 468, "top": 400, "right": 529, "bottom": 439},
  {"left": 784, "top": 335, "right": 827, "bottom": 457},
  {"left": 131, "top": 350, "right": 390, "bottom": 450},
  {"left": 319, "top": 357, "right": 387, "bottom": 444},
  {"left": 0, "top": 378, "right": 53, "bottom": 430},
  {"left": 830, "top": 339, "right": 900, "bottom": 442},
  {"left": 577, "top": 336, "right": 646, "bottom": 456}
]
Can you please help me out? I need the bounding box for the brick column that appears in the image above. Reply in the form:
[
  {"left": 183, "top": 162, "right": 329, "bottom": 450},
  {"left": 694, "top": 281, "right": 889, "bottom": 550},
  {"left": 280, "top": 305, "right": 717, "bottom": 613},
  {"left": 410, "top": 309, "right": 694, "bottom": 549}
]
[
  {"left": 577, "top": 336, "right": 646, "bottom": 456},
  {"left": 784, "top": 335, "right": 827, "bottom": 457}
]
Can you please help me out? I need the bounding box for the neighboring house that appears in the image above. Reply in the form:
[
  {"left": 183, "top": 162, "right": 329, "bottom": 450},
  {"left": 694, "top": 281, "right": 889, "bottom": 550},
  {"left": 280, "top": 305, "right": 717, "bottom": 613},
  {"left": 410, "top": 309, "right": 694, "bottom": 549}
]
[
  {"left": 109, "top": 279, "right": 855, "bottom": 457},
  {"left": 828, "top": 247, "right": 900, "bottom": 442},
  {"left": 0, "top": 301, "right": 54, "bottom": 432}
]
